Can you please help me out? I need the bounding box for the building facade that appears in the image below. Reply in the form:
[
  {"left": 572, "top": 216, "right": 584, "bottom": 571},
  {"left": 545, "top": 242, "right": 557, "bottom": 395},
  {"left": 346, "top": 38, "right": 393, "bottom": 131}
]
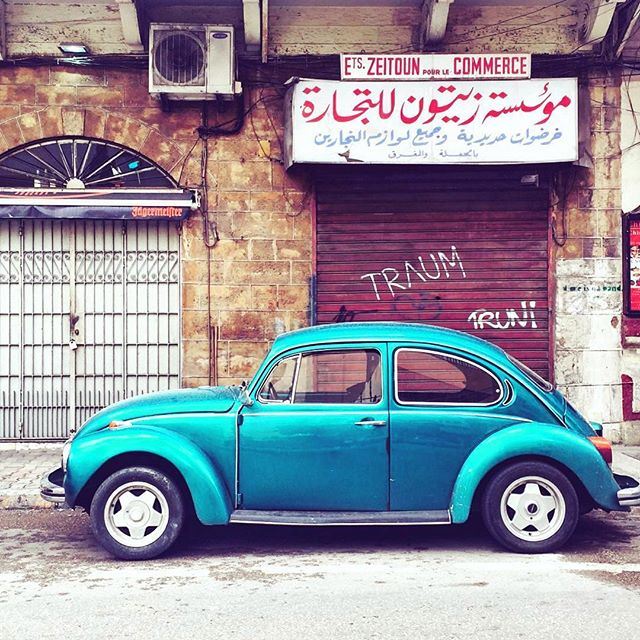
[{"left": 0, "top": 0, "right": 635, "bottom": 442}]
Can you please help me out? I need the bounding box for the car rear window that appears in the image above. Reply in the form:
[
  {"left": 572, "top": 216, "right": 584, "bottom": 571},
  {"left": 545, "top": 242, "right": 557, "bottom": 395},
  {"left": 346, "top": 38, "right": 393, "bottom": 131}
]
[{"left": 395, "top": 349, "right": 502, "bottom": 405}]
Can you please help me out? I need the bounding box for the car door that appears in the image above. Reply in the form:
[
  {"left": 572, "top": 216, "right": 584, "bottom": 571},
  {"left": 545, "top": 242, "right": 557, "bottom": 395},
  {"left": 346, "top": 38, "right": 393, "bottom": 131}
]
[
  {"left": 389, "top": 344, "right": 520, "bottom": 511},
  {"left": 238, "top": 344, "right": 389, "bottom": 511}
]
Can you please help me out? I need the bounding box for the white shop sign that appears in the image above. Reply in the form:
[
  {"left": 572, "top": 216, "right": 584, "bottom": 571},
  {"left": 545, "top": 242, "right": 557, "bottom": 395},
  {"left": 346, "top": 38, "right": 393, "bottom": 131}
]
[
  {"left": 340, "top": 54, "right": 531, "bottom": 80},
  {"left": 284, "top": 78, "right": 578, "bottom": 167}
]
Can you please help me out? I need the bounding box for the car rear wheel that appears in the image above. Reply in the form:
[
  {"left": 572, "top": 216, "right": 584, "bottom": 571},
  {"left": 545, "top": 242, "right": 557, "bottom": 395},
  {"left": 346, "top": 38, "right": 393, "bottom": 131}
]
[
  {"left": 90, "top": 466, "right": 185, "bottom": 560},
  {"left": 481, "top": 461, "right": 579, "bottom": 553}
]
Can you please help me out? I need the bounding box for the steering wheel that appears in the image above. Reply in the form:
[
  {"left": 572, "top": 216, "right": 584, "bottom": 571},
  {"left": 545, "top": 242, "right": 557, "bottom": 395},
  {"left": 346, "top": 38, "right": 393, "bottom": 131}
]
[{"left": 267, "top": 381, "right": 279, "bottom": 400}]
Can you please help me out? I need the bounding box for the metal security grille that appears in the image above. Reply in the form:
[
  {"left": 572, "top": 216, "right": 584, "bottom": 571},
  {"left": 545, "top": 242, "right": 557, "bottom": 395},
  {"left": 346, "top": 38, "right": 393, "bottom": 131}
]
[
  {"left": 0, "top": 219, "right": 181, "bottom": 440},
  {"left": 314, "top": 166, "right": 551, "bottom": 380}
]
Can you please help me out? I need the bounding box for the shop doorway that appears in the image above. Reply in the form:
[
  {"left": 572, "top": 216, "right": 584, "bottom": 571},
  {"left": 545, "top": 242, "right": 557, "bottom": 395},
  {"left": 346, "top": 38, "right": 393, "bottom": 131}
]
[
  {"left": 0, "top": 218, "right": 180, "bottom": 440},
  {"left": 0, "top": 136, "right": 192, "bottom": 440}
]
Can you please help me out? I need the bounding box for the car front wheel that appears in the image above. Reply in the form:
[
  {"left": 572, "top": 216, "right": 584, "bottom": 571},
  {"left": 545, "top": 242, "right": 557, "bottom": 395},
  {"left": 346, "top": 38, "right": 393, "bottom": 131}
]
[
  {"left": 90, "top": 466, "right": 185, "bottom": 560},
  {"left": 481, "top": 461, "right": 579, "bottom": 553}
]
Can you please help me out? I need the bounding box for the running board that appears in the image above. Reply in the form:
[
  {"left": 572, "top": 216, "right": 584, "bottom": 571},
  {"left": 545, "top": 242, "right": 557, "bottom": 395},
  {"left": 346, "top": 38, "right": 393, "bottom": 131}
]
[{"left": 229, "top": 509, "right": 451, "bottom": 526}]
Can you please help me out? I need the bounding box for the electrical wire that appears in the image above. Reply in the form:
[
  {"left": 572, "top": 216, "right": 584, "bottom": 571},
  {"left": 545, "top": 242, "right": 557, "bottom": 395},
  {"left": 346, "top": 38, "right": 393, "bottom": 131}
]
[
  {"left": 446, "top": 0, "right": 577, "bottom": 47},
  {"left": 176, "top": 136, "right": 202, "bottom": 187},
  {"left": 550, "top": 167, "right": 577, "bottom": 247}
]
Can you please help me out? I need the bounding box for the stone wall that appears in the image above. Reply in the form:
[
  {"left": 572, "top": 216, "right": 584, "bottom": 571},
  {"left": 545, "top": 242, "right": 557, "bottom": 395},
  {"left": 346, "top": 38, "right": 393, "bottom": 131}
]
[
  {"left": 0, "top": 66, "right": 312, "bottom": 388},
  {"left": 553, "top": 70, "right": 625, "bottom": 441},
  {"left": 181, "top": 90, "right": 312, "bottom": 387}
]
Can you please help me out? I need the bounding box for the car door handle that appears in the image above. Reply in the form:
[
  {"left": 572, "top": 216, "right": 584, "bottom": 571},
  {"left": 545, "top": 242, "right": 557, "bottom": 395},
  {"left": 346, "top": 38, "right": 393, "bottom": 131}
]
[{"left": 354, "top": 419, "right": 387, "bottom": 428}]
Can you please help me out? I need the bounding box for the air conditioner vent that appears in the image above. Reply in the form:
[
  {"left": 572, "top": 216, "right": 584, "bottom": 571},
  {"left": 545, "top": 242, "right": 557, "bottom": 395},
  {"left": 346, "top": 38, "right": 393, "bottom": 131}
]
[
  {"left": 149, "top": 23, "right": 241, "bottom": 99},
  {"left": 154, "top": 31, "right": 206, "bottom": 86}
]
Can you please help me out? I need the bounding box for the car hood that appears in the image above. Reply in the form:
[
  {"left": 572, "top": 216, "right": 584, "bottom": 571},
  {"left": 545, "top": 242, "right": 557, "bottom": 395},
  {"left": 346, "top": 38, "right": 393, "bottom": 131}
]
[{"left": 74, "top": 386, "right": 240, "bottom": 438}]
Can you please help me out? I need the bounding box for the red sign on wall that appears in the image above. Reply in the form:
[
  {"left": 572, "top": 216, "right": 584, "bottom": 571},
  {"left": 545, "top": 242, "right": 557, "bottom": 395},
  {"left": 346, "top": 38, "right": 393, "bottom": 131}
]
[
  {"left": 340, "top": 54, "right": 532, "bottom": 81},
  {"left": 624, "top": 214, "right": 640, "bottom": 315}
]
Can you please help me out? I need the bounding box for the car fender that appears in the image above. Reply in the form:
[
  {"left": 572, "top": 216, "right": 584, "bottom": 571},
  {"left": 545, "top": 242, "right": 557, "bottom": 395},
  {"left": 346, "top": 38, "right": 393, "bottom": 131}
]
[
  {"left": 65, "top": 425, "right": 233, "bottom": 525},
  {"left": 450, "top": 423, "right": 622, "bottom": 523}
]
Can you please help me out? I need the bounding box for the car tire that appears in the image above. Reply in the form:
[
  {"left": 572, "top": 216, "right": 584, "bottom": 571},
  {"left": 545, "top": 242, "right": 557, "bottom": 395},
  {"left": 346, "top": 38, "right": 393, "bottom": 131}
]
[
  {"left": 90, "top": 466, "right": 185, "bottom": 560},
  {"left": 481, "top": 461, "right": 579, "bottom": 553}
]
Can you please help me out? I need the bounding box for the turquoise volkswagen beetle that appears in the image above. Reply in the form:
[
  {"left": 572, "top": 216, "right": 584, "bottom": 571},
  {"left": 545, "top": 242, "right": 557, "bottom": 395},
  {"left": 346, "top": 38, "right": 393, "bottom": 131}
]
[{"left": 41, "top": 322, "right": 640, "bottom": 560}]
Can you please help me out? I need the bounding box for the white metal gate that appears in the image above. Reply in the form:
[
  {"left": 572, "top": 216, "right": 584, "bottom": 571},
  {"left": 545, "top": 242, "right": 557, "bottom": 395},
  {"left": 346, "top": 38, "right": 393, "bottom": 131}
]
[{"left": 0, "top": 219, "right": 181, "bottom": 440}]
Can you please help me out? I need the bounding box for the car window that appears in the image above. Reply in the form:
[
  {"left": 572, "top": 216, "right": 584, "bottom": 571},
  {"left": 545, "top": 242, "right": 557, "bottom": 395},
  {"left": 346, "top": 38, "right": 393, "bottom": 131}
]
[
  {"left": 294, "top": 349, "right": 382, "bottom": 404},
  {"left": 395, "top": 348, "right": 501, "bottom": 405},
  {"left": 258, "top": 356, "right": 298, "bottom": 403}
]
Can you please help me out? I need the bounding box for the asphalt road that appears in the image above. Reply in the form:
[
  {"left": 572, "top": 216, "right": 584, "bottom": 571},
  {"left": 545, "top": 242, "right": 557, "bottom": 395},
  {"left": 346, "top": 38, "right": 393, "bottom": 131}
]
[{"left": 2, "top": 508, "right": 640, "bottom": 640}]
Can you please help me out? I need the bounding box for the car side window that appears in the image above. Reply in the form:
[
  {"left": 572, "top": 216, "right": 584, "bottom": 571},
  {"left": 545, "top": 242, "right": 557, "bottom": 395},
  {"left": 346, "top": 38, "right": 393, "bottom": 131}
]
[
  {"left": 258, "top": 356, "right": 298, "bottom": 403},
  {"left": 395, "top": 348, "right": 501, "bottom": 406},
  {"left": 294, "top": 349, "right": 382, "bottom": 404}
]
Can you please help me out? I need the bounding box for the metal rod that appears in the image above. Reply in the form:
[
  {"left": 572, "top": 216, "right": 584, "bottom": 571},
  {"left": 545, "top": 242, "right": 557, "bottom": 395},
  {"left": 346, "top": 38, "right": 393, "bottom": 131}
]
[
  {"left": 68, "top": 221, "right": 77, "bottom": 436},
  {"left": 84, "top": 165, "right": 156, "bottom": 187},
  {"left": 56, "top": 140, "right": 72, "bottom": 179},
  {"left": 122, "top": 221, "right": 128, "bottom": 400},
  {"left": 18, "top": 221, "right": 24, "bottom": 439},
  {"left": 82, "top": 149, "right": 126, "bottom": 182},
  {"left": 77, "top": 139, "right": 93, "bottom": 177},
  {"left": 24, "top": 149, "right": 68, "bottom": 182}
]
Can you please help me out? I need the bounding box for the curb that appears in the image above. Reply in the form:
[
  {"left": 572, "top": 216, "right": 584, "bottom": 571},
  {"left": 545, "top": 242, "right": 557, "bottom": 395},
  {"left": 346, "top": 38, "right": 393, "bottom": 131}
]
[
  {"left": 0, "top": 493, "right": 56, "bottom": 510},
  {"left": 612, "top": 451, "right": 640, "bottom": 478}
]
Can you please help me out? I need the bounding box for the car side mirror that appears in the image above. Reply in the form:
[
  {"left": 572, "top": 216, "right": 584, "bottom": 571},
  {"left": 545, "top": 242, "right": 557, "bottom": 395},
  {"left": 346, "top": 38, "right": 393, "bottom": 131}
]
[{"left": 240, "top": 386, "right": 254, "bottom": 407}]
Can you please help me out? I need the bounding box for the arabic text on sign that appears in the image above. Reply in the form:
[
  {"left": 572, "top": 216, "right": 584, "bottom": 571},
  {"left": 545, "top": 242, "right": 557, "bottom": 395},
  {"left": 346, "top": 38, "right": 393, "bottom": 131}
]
[{"left": 301, "top": 83, "right": 572, "bottom": 127}]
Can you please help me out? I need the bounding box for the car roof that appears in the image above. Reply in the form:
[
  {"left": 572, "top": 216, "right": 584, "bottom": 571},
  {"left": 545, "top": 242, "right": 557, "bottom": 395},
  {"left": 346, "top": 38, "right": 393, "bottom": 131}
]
[{"left": 272, "top": 322, "right": 508, "bottom": 362}]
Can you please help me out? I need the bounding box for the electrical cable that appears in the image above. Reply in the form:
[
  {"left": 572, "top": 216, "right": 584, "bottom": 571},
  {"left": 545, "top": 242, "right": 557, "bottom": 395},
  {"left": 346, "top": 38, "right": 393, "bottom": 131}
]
[
  {"left": 176, "top": 136, "right": 202, "bottom": 187},
  {"left": 550, "top": 167, "right": 577, "bottom": 247},
  {"left": 446, "top": 0, "right": 576, "bottom": 47}
]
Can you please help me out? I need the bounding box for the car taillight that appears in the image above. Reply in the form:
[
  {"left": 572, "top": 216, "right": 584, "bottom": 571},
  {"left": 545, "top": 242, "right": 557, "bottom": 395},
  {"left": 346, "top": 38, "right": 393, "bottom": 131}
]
[{"left": 588, "top": 436, "right": 613, "bottom": 465}]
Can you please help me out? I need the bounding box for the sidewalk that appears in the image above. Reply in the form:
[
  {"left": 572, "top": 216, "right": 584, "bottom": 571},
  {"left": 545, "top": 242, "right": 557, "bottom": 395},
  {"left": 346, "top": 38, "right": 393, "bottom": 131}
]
[
  {"left": 1, "top": 443, "right": 640, "bottom": 510},
  {"left": 0, "top": 444, "right": 62, "bottom": 509}
]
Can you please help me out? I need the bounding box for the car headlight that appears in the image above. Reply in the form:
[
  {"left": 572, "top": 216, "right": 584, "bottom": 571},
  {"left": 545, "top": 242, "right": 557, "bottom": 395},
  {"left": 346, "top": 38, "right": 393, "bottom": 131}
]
[{"left": 62, "top": 439, "right": 72, "bottom": 472}]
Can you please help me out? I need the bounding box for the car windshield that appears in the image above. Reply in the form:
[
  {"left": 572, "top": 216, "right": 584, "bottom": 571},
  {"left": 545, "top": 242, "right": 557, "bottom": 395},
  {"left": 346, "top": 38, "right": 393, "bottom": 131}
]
[{"left": 507, "top": 355, "right": 553, "bottom": 392}]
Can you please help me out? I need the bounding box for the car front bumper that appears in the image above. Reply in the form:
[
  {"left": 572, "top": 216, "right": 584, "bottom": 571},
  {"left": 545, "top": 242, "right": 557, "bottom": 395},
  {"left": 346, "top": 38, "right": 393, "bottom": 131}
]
[
  {"left": 40, "top": 467, "right": 66, "bottom": 505},
  {"left": 615, "top": 473, "right": 640, "bottom": 507}
]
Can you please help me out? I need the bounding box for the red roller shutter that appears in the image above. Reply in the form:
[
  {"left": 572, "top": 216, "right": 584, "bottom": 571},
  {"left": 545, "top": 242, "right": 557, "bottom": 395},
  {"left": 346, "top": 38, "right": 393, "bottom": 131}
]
[{"left": 314, "top": 166, "right": 552, "bottom": 380}]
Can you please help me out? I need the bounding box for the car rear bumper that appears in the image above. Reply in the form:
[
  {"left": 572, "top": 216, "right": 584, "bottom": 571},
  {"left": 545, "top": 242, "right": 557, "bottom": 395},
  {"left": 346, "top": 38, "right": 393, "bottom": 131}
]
[
  {"left": 40, "top": 467, "right": 66, "bottom": 505},
  {"left": 615, "top": 473, "right": 640, "bottom": 507}
]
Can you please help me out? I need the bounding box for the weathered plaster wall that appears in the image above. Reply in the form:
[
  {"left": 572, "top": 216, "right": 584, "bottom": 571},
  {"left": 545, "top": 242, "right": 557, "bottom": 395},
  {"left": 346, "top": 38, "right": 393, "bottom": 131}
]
[
  {"left": 0, "top": 66, "right": 311, "bottom": 388},
  {"left": 269, "top": 4, "right": 577, "bottom": 55},
  {"left": 6, "top": 2, "right": 132, "bottom": 56},
  {"left": 8, "top": 3, "right": 578, "bottom": 57},
  {"left": 553, "top": 71, "right": 627, "bottom": 442}
]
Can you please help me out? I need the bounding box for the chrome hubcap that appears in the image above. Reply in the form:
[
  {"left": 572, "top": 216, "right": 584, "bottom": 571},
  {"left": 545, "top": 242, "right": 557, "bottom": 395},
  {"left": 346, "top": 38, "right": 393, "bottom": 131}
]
[
  {"left": 500, "top": 475, "right": 566, "bottom": 543},
  {"left": 104, "top": 481, "right": 169, "bottom": 548}
]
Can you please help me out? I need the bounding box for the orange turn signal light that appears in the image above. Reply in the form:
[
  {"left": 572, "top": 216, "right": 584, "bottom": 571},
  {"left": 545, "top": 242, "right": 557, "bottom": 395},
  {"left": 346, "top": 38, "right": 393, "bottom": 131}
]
[
  {"left": 588, "top": 436, "right": 613, "bottom": 465},
  {"left": 107, "top": 420, "right": 132, "bottom": 430}
]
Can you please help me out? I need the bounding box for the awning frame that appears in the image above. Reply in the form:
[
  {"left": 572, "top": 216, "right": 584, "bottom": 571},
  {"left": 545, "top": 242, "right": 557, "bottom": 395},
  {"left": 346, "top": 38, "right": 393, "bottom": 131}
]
[{"left": 0, "top": 187, "right": 200, "bottom": 220}]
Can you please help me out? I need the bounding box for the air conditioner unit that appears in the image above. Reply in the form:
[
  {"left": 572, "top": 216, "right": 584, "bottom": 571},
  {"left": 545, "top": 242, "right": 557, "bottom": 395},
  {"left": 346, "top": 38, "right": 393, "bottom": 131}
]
[{"left": 149, "top": 24, "right": 242, "bottom": 99}]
